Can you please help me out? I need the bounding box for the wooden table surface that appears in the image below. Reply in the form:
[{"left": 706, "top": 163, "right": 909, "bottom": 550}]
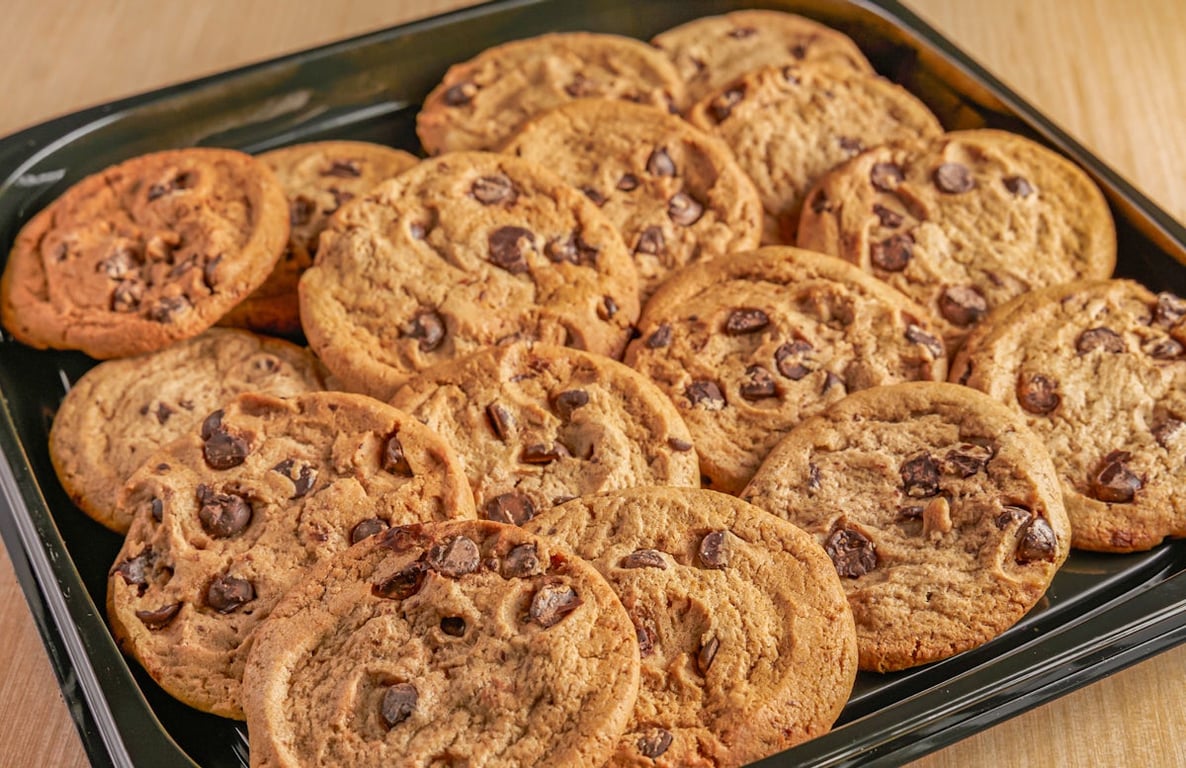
[{"left": 1, "top": 1, "right": 1184, "bottom": 766}]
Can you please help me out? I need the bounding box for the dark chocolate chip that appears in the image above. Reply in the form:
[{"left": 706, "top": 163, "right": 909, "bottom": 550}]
[
  {"left": 871, "top": 233, "right": 913, "bottom": 271},
  {"left": 290, "top": 195, "right": 315, "bottom": 226},
  {"left": 808, "top": 463, "right": 822, "bottom": 491},
  {"left": 617, "top": 173, "right": 639, "bottom": 191},
  {"left": 647, "top": 148, "right": 676, "bottom": 177},
  {"left": 381, "top": 683, "right": 418, "bottom": 728},
  {"left": 153, "top": 402, "right": 174, "bottom": 425},
  {"left": 1017, "top": 373, "right": 1060, "bottom": 415},
  {"left": 150, "top": 497, "right": 163, "bottom": 522},
  {"left": 581, "top": 187, "right": 606, "bottom": 206},
  {"left": 428, "top": 536, "right": 480, "bottom": 577},
  {"left": 546, "top": 232, "right": 599, "bottom": 266},
  {"left": 822, "top": 371, "right": 845, "bottom": 394},
  {"left": 382, "top": 434, "right": 413, "bottom": 477},
  {"left": 905, "top": 324, "right": 944, "bottom": 358},
  {"left": 645, "top": 324, "right": 672, "bottom": 348},
  {"left": 667, "top": 436, "right": 693, "bottom": 452},
  {"left": 740, "top": 365, "right": 777, "bottom": 400},
  {"left": 1154, "top": 292, "right": 1186, "bottom": 327},
  {"left": 943, "top": 443, "right": 993, "bottom": 477},
  {"left": 810, "top": 190, "right": 833, "bottom": 214},
  {"left": 898, "top": 505, "right": 924, "bottom": 520},
  {"left": 111, "top": 280, "right": 143, "bottom": 312},
  {"left": 485, "top": 403, "right": 514, "bottom": 441},
  {"left": 635, "top": 226, "right": 665, "bottom": 255},
  {"left": 824, "top": 526, "right": 877, "bottom": 577},
  {"left": 116, "top": 552, "right": 150, "bottom": 592},
  {"left": 483, "top": 492, "right": 535, "bottom": 526},
  {"left": 1016, "top": 516, "right": 1057, "bottom": 563},
  {"left": 472, "top": 174, "right": 516, "bottom": 205},
  {"left": 323, "top": 160, "right": 361, "bottom": 178},
  {"left": 206, "top": 575, "right": 254, "bottom": 613},
  {"left": 939, "top": 285, "right": 988, "bottom": 327},
  {"left": 838, "top": 136, "right": 864, "bottom": 157},
  {"left": 529, "top": 583, "right": 581, "bottom": 627},
  {"left": 901, "top": 454, "right": 940, "bottom": 497},
  {"left": 1003, "top": 175, "right": 1034, "bottom": 198},
  {"left": 136, "top": 603, "right": 181, "bottom": 629},
  {"left": 553, "top": 389, "right": 589, "bottom": 420},
  {"left": 873, "top": 203, "right": 903, "bottom": 228},
  {"left": 196, "top": 484, "right": 252, "bottom": 538},
  {"left": 487, "top": 226, "right": 535, "bottom": 274},
  {"left": 272, "top": 458, "right": 316, "bottom": 499},
  {"left": 1076, "top": 327, "right": 1125, "bottom": 355},
  {"left": 520, "top": 442, "right": 568, "bottom": 465},
  {"left": 724, "top": 307, "right": 770, "bottom": 335},
  {"left": 202, "top": 255, "right": 222, "bottom": 290},
  {"left": 326, "top": 187, "right": 354, "bottom": 212},
  {"left": 870, "top": 162, "right": 904, "bottom": 192},
  {"left": 620, "top": 549, "right": 667, "bottom": 569},
  {"left": 146, "top": 183, "right": 169, "bottom": 201},
  {"left": 564, "top": 73, "right": 595, "bottom": 98},
  {"left": 148, "top": 295, "right": 191, "bottom": 323},
  {"left": 598, "top": 295, "right": 619, "bottom": 320},
  {"left": 710, "top": 88, "right": 744, "bottom": 122},
  {"left": 697, "top": 636, "right": 720, "bottom": 675},
  {"left": 350, "top": 517, "right": 389, "bottom": 545},
  {"left": 933, "top": 162, "right": 975, "bottom": 193},
  {"left": 372, "top": 561, "right": 427, "bottom": 600},
  {"left": 698, "top": 530, "right": 729, "bottom": 569},
  {"left": 638, "top": 728, "right": 674, "bottom": 758},
  {"left": 686, "top": 380, "right": 725, "bottom": 408},
  {"left": 443, "top": 82, "right": 475, "bottom": 106},
  {"left": 668, "top": 193, "right": 704, "bottom": 226},
  {"left": 98, "top": 245, "right": 138, "bottom": 279},
  {"left": 1090, "top": 450, "right": 1142, "bottom": 503},
  {"left": 440, "top": 616, "right": 466, "bottom": 637},
  {"left": 995, "top": 505, "right": 1033, "bottom": 530},
  {"left": 200, "top": 411, "right": 248, "bottom": 470},
  {"left": 635, "top": 620, "right": 655, "bottom": 658},
  {"left": 775, "top": 339, "right": 814, "bottom": 380},
  {"left": 1145, "top": 338, "right": 1185, "bottom": 359},
  {"left": 502, "top": 543, "right": 541, "bottom": 578}
]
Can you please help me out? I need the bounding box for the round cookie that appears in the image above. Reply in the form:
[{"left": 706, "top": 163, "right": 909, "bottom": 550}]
[
  {"left": 299, "top": 151, "right": 641, "bottom": 400},
  {"left": 390, "top": 342, "right": 700, "bottom": 523},
  {"left": 524, "top": 486, "right": 857, "bottom": 766},
  {"left": 106, "top": 391, "right": 476, "bottom": 718},
  {"left": 686, "top": 62, "right": 943, "bottom": 243},
  {"left": 49, "top": 328, "right": 327, "bottom": 533},
  {"left": 798, "top": 129, "right": 1117, "bottom": 352},
  {"left": 624, "top": 246, "right": 947, "bottom": 494},
  {"left": 242, "top": 519, "right": 640, "bottom": 768},
  {"left": 1, "top": 148, "right": 289, "bottom": 358},
  {"left": 502, "top": 99, "right": 763, "bottom": 298},
  {"left": 416, "top": 32, "right": 687, "bottom": 155},
  {"left": 221, "top": 141, "right": 419, "bottom": 337},
  {"left": 651, "top": 9, "right": 874, "bottom": 104},
  {"left": 951, "top": 280, "right": 1186, "bottom": 553},
  {"left": 742, "top": 382, "right": 1071, "bottom": 672}
]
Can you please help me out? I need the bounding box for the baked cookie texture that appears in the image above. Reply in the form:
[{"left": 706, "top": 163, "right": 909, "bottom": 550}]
[
  {"left": 221, "top": 141, "right": 419, "bottom": 337},
  {"left": 951, "top": 280, "right": 1186, "bottom": 553},
  {"left": 625, "top": 246, "right": 947, "bottom": 494},
  {"left": 525, "top": 486, "right": 857, "bottom": 767},
  {"left": 49, "top": 328, "right": 327, "bottom": 533},
  {"left": 503, "top": 99, "right": 762, "bottom": 299},
  {"left": 242, "top": 519, "right": 640, "bottom": 768},
  {"left": 299, "top": 151, "right": 641, "bottom": 401},
  {"left": 416, "top": 32, "right": 687, "bottom": 155},
  {"left": 651, "top": 8, "right": 874, "bottom": 104},
  {"left": 106, "top": 391, "right": 475, "bottom": 719},
  {"left": 686, "top": 62, "right": 942, "bottom": 243},
  {"left": 0, "top": 148, "right": 289, "bottom": 358},
  {"left": 390, "top": 342, "right": 699, "bottom": 524},
  {"left": 742, "top": 382, "right": 1070, "bottom": 672},
  {"left": 798, "top": 129, "right": 1117, "bottom": 352}
]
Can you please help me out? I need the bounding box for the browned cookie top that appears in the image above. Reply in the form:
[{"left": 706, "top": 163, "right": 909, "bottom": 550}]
[
  {"left": 299, "top": 151, "right": 641, "bottom": 400},
  {"left": 106, "top": 391, "right": 475, "bottom": 719},
  {"left": 220, "top": 141, "right": 419, "bottom": 337},
  {"left": 525, "top": 487, "right": 857, "bottom": 767},
  {"left": 951, "top": 280, "right": 1186, "bottom": 553},
  {"left": 798, "top": 130, "right": 1117, "bottom": 352},
  {"left": 651, "top": 9, "right": 874, "bottom": 104},
  {"left": 686, "top": 62, "right": 943, "bottom": 243},
  {"left": 242, "top": 520, "right": 640, "bottom": 768},
  {"left": 742, "top": 382, "right": 1070, "bottom": 672},
  {"left": 625, "top": 246, "right": 947, "bottom": 493},
  {"left": 390, "top": 342, "right": 699, "bottom": 524},
  {"left": 0, "top": 148, "right": 289, "bottom": 358},
  {"left": 416, "top": 32, "right": 687, "bottom": 155},
  {"left": 503, "top": 99, "right": 763, "bottom": 298}
]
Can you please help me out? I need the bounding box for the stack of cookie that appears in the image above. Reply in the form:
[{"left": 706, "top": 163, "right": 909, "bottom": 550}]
[{"left": 1, "top": 6, "right": 1178, "bottom": 767}]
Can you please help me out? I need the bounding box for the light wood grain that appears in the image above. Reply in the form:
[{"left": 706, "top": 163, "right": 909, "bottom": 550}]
[{"left": 0, "top": 2, "right": 1182, "bottom": 766}]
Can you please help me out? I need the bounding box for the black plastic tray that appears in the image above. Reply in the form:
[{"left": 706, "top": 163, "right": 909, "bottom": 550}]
[{"left": 2, "top": 1, "right": 1186, "bottom": 766}]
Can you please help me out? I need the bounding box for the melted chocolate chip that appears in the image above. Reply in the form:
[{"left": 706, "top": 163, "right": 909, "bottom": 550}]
[
  {"left": 824, "top": 526, "right": 877, "bottom": 577},
  {"left": 502, "top": 543, "right": 541, "bottom": 578},
  {"left": 943, "top": 443, "right": 993, "bottom": 477},
  {"left": 111, "top": 280, "right": 143, "bottom": 312},
  {"left": 1153, "top": 418, "right": 1184, "bottom": 448},
  {"left": 822, "top": 371, "right": 845, "bottom": 394},
  {"left": 372, "top": 561, "right": 427, "bottom": 600},
  {"left": 697, "top": 636, "right": 720, "bottom": 675},
  {"left": 323, "top": 160, "right": 361, "bottom": 178},
  {"left": 483, "top": 492, "right": 535, "bottom": 526},
  {"left": 617, "top": 173, "right": 639, "bottom": 191},
  {"left": 901, "top": 454, "right": 940, "bottom": 497},
  {"left": 206, "top": 575, "right": 254, "bottom": 613},
  {"left": 740, "top": 365, "right": 777, "bottom": 400},
  {"left": 728, "top": 26, "right": 757, "bottom": 38},
  {"left": 933, "top": 162, "right": 975, "bottom": 193},
  {"left": 810, "top": 190, "right": 833, "bottom": 214},
  {"left": 197, "top": 485, "right": 252, "bottom": 538},
  {"left": 382, "top": 434, "right": 413, "bottom": 477},
  {"left": 148, "top": 295, "right": 191, "bottom": 323},
  {"left": 809, "top": 463, "right": 822, "bottom": 491},
  {"left": 635, "top": 225, "right": 665, "bottom": 255},
  {"left": 838, "top": 136, "right": 865, "bottom": 157},
  {"left": 553, "top": 389, "right": 589, "bottom": 419},
  {"left": 635, "top": 620, "right": 655, "bottom": 658},
  {"left": 668, "top": 436, "right": 693, "bottom": 452},
  {"left": 520, "top": 442, "right": 568, "bottom": 465},
  {"left": 428, "top": 536, "right": 480, "bottom": 577},
  {"left": 200, "top": 410, "right": 248, "bottom": 470},
  {"left": 485, "top": 403, "right": 514, "bottom": 441},
  {"left": 995, "top": 505, "right": 1033, "bottom": 530},
  {"left": 870, "top": 162, "right": 904, "bottom": 192},
  {"left": 698, "top": 530, "right": 730, "bottom": 569},
  {"left": 668, "top": 193, "right": 704, "bottom": 226},
  {"left": 116, "top": 551, "right": 150, "bottom": 593},
  {"left": 620, "top": 549, "right": 667, "bottom": 569},
  {"left": 873, "top": 203, "right": 903, "bottom": 228},
  {"left": 530, "top": 583, "right": 581, "bottom": 627},
  {"left": 1146, "top": 338, "right": 1185, "bottom": 359},
  {"left": 440, "top": 616, "right": 466, "bottom": 637},
  {"left": 472, "top": 174, "right": 516, "bottom": 205},
  {"left": 775, "top": 339, "right": 813, "bottom": 380},
  {"left": 350, "top": 517, "right": 389, "bottom": 544},
  {"left": 546, "top": 232, "right": 599, "bottom": 266},
  {"left": 710, "top": 88, "right": 745, "bottom": 122},
  {"left": 487, "top": 226, "right": 535, "bottom": 274},
  {"left": 381, "top": 683, "right": 418, "bottom": 728},
  {"left": 647, "top": 148, "right": 676, "bottom": 177},
  {"left": 443, "top": 82, "right": 475, "bottom": 106},
  {"left": 1090, "top": 451, "right": 1142, "bottom": 503},
  {"left": 686, "top": 380, "right": 725, "bottom": 408},
  {"left": 598, "top": 295, "right": 619, "bottom": 320},
  {"left": 136, "top": 603, "right": 182, "bottom": 629},
  {"left": 1154, "top": 292, "right": 1186, "bottom": 327},
  {"left": 724, "top": 308, "right": 770, "bottom": 335},
  {"left": 1003, "top": 175, "right": 1034, "bottom": 198},
  {"left": 871, "top": 233, "right": 913, "bottom": 271},
  {"left": 905, "top": 324, "right": 944, "bottom": 358},
  {"left": 150, "top": 497, "right": 163, "bottom": 522},
  {"left": 564, "top": 74, "right": 595, "bottom": 98},
  {"left": 1016, "top": 517, "right": 1057, "bottom": 563},
  {"left": 638, "top": 728, "right": 674, "bottom": 758},
  {"left": 645, "top": 324, "right": 672, "bottom": 348},
  {"left": 939, "top": 286, "right": 988, "bottom": 327},
  {"left": 581, "top": 187, "right": 606, "bottom": 206},
  {"left": 1017, "top": 373, "right": 1060, "bottom": 415},
  {"left": 405, "top": 309, "right": 446, "bottom": 352},
  {"left": 1076, "top": 327, "right": 1125, "bottom": 355}
]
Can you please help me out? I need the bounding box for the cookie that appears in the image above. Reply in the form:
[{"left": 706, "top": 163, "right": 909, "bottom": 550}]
[
  {"left": 686, "top": 62, "right": 943, "bottom": 243},
  {"left": 416, "top": 32, "right": 687, "bottom": 155},
  {"left": 0, "top": 148, "right": 289, "bottom": 358},
  {"left": 106, "top": 391, "right": 475, "bottom": 718},
  {"left": 390, "top": 342, "right": 699, "bottom": 523},
  {"left": 242, "top": 519, "right": 640, "bottom": 768},
  {"left": 502, "top": 99, "right": 762, "bottom": 298},
  {"left": 220, "top": 141, "right": 419, "bottom": 337},
  {"left": 951, "top": 280, "right": 1186, "bottom": 553},
  {"left": 798, "top": 129, "right": 1117, "bottom": 352},
  {"left": 742, "top": 382, "right": 1071, "bottom": 672},
  {"left": 651, "top": 9, "right": 874, "bottom": 104},
  {"left": 299, "top": 151, "right": 641, "bottom": 400},
  {"left": 49, "top": 328, "right": 327, "bottom": 533},
  {"left": 624, "top": 246, "right": 947, "bottom": 494},
  {"left": 524, "top": 486, "right": 857, "bottom": 765}
]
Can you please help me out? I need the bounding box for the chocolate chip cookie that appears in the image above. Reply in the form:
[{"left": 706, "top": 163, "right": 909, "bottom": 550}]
[
  {"left": 798, "top": 129, "right": 1117, "bottom": 352},
  {"left": 686, "top": 62, "right": 943, "bottom": 243},
  {"left": 502, "top": 99, "right": 762, "bottom": 298},
  {"left": 299, "top": 151, "right": 641, "bottom": 400},
  {"left": 390, "top": 342, "right": 699, "bottom": 524},
  {"left": 416, "top": 32, "right": 687, "bottom": 155},
  {"left": 742, "top": 382, "right": 1071, "bottom": 672},
  {"left": 107, "top": 391, "right": 475, "bottom": 718},
  {"left": 49, "top": 328, "right": 327, "bottom": 533},
  {"left": 524, "top": 486, "right": 857, "bottom": 765},
  {"left": 220, "top": 141, "right": 418, "bottom": 337},
  {"left": 0, "top": 148, "right": 289, "bottom": 358},
  {"left": 242, "top": 519, "right": 640, "bottom": 768},
  {"left": 951, "top": 280, "right": 1186, "bottom": 553},
  {"left": 651, "top": 9, "right": 874, "bottom": 104},
  {"left": 624, "top": 246, "right": 947, "bottom": 493}
]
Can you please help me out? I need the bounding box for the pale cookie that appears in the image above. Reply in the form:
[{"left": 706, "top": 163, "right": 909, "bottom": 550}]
[
  {"left": 417, "top": 32, "right": 687, "bottom": 155},
  {"left": 221, "top": 141, "right": 419, "bottom": 337},
  {"left": 503, "top": 99, "right": 762, "bottom": 298},
  {"left": 951, "top": 280, "right": 1186, "bottom": 553},
  {"left": 299, "top": 151, "right": 641, "bottom": 400},
  {"left": 390, "top": 342, "right": 699, "bottom": 524},
  {"left": 798, "top": 129, "right": 1117, "bottom": 352},
  {"left": 525, "top": 486, "right": 857, "bottom": 766},
  {"left": 106, "top": 391, "right": 475, "bottom": 718},
  {"left": 49, "top": 328, "right": 326, "bottom": 533},
  {"left": 625, "top": 246, "right": 947, "bottom": 494},
  {"left": 1, "top": 148, "right": 289, "bottom": 358},
  {"left": 687, "top": 62, "right": 942, "bottom": 243},
  {"left": 742, "top": 382, "right": 1071, "bottom": 672},
  {"left": 242, "top": 520, "right": 640, "bottom": 768}
]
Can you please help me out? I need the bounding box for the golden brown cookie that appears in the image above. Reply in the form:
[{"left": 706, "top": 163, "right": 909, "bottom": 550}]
[
  {"left": 0, "top": 148, "right": 289, "bottom": 358},
  {"left": 242, "top": 520, "right": 640, "bottom": 768}
]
